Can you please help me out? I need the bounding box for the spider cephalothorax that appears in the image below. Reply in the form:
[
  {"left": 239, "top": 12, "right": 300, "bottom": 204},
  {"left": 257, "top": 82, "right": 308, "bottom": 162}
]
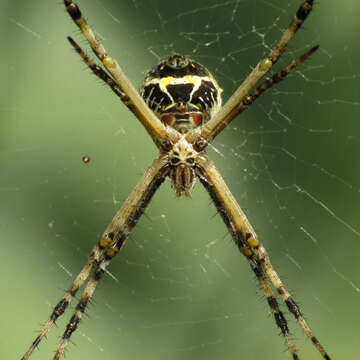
[
  {"left": 167, "top": 136, "right": 202, "bottom": 197},
  {"left": 141, "top": 54, "right": 222, "bottom": 133}
]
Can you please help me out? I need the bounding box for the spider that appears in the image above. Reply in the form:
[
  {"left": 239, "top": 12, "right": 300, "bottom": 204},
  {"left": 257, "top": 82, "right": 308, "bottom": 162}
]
[{"left": 21, "top": 1, "right": 331, "bottom": 359}]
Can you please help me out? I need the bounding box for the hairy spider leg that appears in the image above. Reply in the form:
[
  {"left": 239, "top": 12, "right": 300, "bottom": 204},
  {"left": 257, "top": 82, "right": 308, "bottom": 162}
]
[
  {"left": 21, "top": 157, "right": 169, "bottom": 360},
  {"left": 67, "top": 36, "right": 127, "bottom": 100},
  {"left": 194, "top": 0, "right": 315, "bottom": 148},
  {"left": 253, "top": 244, "right": 331, "bottom": 360},
  {"left": 52, "top": 157, "right": 169, "bottom": 360},
  {"left": 196, "top": 155, "right": 331, "bottom": 360},
  {"left": 21, "top": 241, "right": 108, "bottom": 360},
  {"left": 196, "top": 161, "right": 299, "bottom": 359},
  {"left": 235, "top": 45, "right": 319, "bottom": 116},
  {"left": 63, "top": 0, "right": 169, "bottom": 146}
]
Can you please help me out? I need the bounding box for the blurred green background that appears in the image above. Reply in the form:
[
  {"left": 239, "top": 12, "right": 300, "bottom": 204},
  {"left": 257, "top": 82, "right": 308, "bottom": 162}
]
[{"left": 1, "top": 1, "right": 359, "bottom": 359}]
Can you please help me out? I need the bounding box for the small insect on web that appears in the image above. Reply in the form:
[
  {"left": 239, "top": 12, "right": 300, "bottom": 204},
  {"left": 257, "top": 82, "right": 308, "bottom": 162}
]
[
  {"left": 21, "top": 1, "right": 331, "bottom": 360},
  {"left": 82, "top": 155, "right": 90, "bottom": 164}
]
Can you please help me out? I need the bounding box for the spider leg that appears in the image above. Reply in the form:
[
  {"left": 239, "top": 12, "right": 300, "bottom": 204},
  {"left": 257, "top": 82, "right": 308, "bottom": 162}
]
[
  {"left": 53, "top": 255, "right": 109, "bottom": 360},
  {"left": 196, "top": 154, "right": 331, "bottom": 360},
  {"left": 21, "top": 240, "right": 108, "bottom": 360},
  {"left": 67, "top": 36, "right": 128, "bottom": 101},
  {"left": 251, "top": 259, "right": 299, "bottom": 359},
  {"left": 63, "top": 0, "right": 169, "bottom": 147},
  {"left": 191, "top": 0, "right": 315, "bottom": 149},
  {"left": 196, "top": 164, "right": 299, "bottom": 359},
  {"left": 235, "top": 45, "right": 319, "bottom": 116},
  {"left": 51, "top": 156, "right": 169, "bottom": 360},
  {"left": 253, "top": 243, "right": 331, "bottom": 360}
]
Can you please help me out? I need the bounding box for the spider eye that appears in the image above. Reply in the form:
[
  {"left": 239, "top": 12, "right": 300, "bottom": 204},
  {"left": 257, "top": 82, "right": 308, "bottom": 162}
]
[
  {"left": 171, "top": 157, "right": 180, "bottom": 165},
  {"left": 186, "top": 158, "right": 195, "bottom": 165}
]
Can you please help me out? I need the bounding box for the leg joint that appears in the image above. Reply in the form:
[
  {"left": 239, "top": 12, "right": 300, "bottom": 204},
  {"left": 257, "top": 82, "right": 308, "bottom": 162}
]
[{"left": 285, "top": 297, "right": 302, "bottom": 319}]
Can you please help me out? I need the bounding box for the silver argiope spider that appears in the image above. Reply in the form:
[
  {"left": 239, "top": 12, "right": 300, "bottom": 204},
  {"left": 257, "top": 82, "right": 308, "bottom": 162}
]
[{"left": 21, "top": 1, "right": 331, "bottom": 359}]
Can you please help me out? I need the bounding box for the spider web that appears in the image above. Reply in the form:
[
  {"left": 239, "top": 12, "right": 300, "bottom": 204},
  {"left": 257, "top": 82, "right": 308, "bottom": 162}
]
[{"left": 1, "top": 0, "right": 360, "bottom": 359}]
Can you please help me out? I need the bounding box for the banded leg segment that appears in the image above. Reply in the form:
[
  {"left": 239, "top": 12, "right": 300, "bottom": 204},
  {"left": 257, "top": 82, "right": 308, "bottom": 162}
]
[
  {"left": 191, "top": 0, "right": 316, "bottom": 149},
  {"left": 63, "top": 0, "right": 168, "bottom": 147},
  {"left": 254, "top": 244, "right": 331, "bottom": 360},
  {"left": 53, "top": 156, "right": 169, "bottom": 360},
  {"left": 21, "top": 238, "right": 111, "bottom": 360},
  {"left": 268, "top": 0, "right": 314, "bottom": 63},
  {"left": 196, "top": 163, "right": 299, "bottom": 359},
  {"left": 67, "top": 37, "right": 127, "bottom": 101},
  {"left": 251, "top": 260, "right": 298, "bottom": 360},
  {"left": 53, "top": 252, "right": 113, "bottom": 360},
  {"left": 233, "top": 45, "right": 319, "bottom": 117},
  {"left": 196, "top": 154, "right": 331, "bottom": 360}
]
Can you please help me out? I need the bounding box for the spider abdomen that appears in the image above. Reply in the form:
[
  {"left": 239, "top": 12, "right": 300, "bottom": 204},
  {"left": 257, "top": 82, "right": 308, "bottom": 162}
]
[{"left": 141, "top": 54, "right": 222, "bottom": 133}]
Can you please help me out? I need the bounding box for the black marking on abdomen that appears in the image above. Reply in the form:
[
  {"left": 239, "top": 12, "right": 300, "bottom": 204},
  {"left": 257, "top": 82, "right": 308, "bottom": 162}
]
[
  {"left": 166, "top": 83, "right": 194, "bottom": 103},
  {"left": 192, "top": 80, "right": 218, "bottom": 109},
  {"left": 142, "top": 83, "right": 172, "bottom": 111}
]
